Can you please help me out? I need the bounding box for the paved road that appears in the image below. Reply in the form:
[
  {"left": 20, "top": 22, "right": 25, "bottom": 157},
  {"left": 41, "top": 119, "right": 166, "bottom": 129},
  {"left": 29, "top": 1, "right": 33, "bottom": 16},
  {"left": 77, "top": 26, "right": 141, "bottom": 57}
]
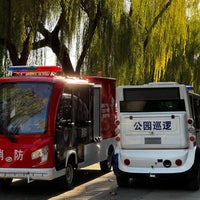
[
  {"left": 1, "top": 164, "right": 200, "bottom": 200},
  {"left": 50, "top": 170, "right": 200, "bottom": 200}
]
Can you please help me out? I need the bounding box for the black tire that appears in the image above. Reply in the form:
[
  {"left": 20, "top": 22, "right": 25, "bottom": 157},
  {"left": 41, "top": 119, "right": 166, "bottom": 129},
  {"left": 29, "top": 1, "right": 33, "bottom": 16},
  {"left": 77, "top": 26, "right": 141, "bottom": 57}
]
[
  {"left": 60, "top": 161, "right": 76, "bottom": 190},
  {"left": 0, "top": 178, "right": 13, "bottom": 189},
  {"left": 188, "top": 163, "right": 200, "bottom": 191},
  {"left": 100, "top": 148, "right": 114, "bottom": 173},
  {"left": 116, "top": 176, "right": 130, "bottom": 187}
]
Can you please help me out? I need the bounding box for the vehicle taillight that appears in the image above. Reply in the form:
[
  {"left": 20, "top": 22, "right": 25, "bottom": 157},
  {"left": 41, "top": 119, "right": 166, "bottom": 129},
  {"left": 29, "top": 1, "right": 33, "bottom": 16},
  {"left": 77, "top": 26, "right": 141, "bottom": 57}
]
[
  {"left": 175, "top": 159, "right": 182, "bottom": 166},
  {"left": 115, "top": 120, "right": 120, "bottom": 126},
  {"left": 189, "top": 135, "right": 196, "bottom": 142},
  {"left": 115, "top": 136, "right": 120, "bottom": 142},
  {"left": 124, "top": 159, "right": 130, "bottom": 166},
  {"left": 188, "top": 118, "right": 193, "bottom": 125}
]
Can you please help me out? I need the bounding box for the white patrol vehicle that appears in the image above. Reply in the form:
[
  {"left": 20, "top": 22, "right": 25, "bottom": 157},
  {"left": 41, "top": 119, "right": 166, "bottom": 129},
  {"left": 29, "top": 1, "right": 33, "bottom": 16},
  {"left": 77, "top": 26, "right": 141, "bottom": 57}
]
[{"left": 113, "top": 82, "right": 200, "bottom": 190}]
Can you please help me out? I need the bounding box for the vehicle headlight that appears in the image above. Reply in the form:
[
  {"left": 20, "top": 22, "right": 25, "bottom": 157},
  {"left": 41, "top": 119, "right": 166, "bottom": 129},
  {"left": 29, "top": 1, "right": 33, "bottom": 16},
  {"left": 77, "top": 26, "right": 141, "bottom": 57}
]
[{"left": 32, "top": 145, "right": 49, "bottom": 163}]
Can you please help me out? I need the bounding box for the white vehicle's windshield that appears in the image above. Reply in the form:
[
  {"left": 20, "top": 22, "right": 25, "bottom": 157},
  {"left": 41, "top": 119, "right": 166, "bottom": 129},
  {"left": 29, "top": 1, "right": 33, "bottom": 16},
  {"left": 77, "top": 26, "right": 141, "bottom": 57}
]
[
  {"left": 0, "top": 82, "right": 53, "bottom": 134},
  {"left": 120, "top": 87, "right": 186, "bottom": 112},
  {"left": 120, "top": 100, "right": 186, "bottom": 112}
]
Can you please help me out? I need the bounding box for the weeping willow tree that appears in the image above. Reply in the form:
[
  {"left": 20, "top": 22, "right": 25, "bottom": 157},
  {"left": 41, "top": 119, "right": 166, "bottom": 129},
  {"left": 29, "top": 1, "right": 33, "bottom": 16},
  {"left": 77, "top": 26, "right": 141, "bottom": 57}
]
[
  {"left": 0, "top": 0, "right": 104, "bottom": 75},
  {"left": 85, "top": 0, "right": 188, "bottom": 86},
  {"left": 184, "top": 0, "right": 200, "bottom": 92},
  {"left": 0, "top": 0, "right": 86, "bottom": 74},
  {"left": 85, "top": 0, "right": 132, "bottom": 84},
  {"left": 0, "top": 0, "right": 200, "bottom": 90},
  {"left": 163, "top": 0, "right": 200, "bottom": 93},
  {"left": 0, "top": 0, "right": 56, "bottom": 70},
  {"left": 143, "top": 0, "right": 188, "bottom": 82},
  {"left": 34, "top": 0, "right": 84, "bottom": 74}
]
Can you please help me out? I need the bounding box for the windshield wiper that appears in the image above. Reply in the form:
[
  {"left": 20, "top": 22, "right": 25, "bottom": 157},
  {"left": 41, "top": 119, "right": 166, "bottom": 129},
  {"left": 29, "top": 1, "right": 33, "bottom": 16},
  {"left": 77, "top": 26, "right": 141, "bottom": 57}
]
[{"left": 2, "top": 128, "right": 18, "bottom": 143}]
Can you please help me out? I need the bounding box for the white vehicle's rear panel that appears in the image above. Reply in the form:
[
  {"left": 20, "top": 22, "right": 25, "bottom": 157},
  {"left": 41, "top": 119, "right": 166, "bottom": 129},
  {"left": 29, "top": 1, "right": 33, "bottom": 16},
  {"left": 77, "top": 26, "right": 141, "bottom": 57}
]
[{"left": 120, "top": 112, "right": 188, "bottom": 149}]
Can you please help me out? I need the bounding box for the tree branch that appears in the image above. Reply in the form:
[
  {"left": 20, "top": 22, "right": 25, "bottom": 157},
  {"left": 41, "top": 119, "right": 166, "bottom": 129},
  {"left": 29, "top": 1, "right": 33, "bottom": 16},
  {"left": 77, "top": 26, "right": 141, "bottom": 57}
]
[
  {"left": 6, "top": 40, "right": 18, "bottom": 65},
  {"left": 33, "top": 1, "right": 74, "bottom": 74},
  {"left": 76, "top": 0, "right": 101, "bottom": 74},
  {"left": 144, "top": 0, "right": 172, "bottom": 51},
  {"left": 18, "top": 29, "right": 32, "bottom": 64}
]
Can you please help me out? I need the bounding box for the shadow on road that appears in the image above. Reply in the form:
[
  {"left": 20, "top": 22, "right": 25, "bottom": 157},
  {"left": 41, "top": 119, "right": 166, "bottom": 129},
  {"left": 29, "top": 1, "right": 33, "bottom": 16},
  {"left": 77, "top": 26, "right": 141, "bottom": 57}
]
[
  {"left": 0, "top": 167, "right": 106, "bottom": 200},
  {"left": 127, "top": 177, "right": 194, "bottom": 191}
]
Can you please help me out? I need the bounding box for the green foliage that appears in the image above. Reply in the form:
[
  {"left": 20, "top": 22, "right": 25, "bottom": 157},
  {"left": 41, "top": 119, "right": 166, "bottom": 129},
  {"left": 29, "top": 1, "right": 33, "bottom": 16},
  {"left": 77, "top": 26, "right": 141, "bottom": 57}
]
[
  {"left": 85, "top": 0, "right": 188, "bottom": 86},
  {"left": 0, "top": 0, "right": 52, "bottom": 49},
  {"left": 185, "top": 0, "right": 200, "bottom": 92},
  {"left": 1, "top": 0, "right": 200, "bottom": 93}
]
